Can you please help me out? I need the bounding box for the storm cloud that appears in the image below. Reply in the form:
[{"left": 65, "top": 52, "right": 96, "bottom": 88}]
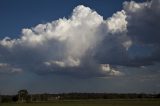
[{"left": 0, "top": 0, "right": 160, "bottom": 78}]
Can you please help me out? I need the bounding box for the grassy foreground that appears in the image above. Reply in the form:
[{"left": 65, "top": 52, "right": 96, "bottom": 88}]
[{"left": 1, "top": 99, "right": 160, "bottom": 106}]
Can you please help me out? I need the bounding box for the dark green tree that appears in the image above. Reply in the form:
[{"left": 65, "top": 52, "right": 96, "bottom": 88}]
[
  {"left": 18, "top": 89, "right": 28, "bottom": 102},
  {"left": 12, "top": 95, "right": 18, "bottom": 102}
]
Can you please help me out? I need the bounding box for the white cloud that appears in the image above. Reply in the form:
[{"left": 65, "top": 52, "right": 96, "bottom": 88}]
[
  {"left": 44, "top": 56, "right": 80, "bottom": 68},
  {"left": 0, "top": 0, "right": 159, "bottom": 77},
  {"left": 0, "top": 4, "right": 129, "bottom": 77},
  {"left": 0, "top": 63, "right": 22, "bottom": 74},
  {"left": 101, "top": 64, "right": 123, "bottom": 76},
  {"left": 106, "top": 10, "right": 127, "bottom": 34},
  {"left": 0, "top": 37, "right": 16, "bottom": 48},
  {"left": 122, "top": 40, "right": 132, "bottom": 50},
  {"left": 123, "top": 1, "right": 147, "bottom": 13}
]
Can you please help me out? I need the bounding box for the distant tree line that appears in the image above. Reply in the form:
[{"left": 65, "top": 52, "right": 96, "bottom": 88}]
[
  {"left": 0, "top": 90, "right": 160, "bottom": 103},
  {"left": 58, "top": 93, "right": 160, "bottom": 100}
]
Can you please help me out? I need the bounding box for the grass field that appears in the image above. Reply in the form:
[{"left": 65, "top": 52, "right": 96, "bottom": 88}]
[{"left": 1, "top": 99, "right": 160, "bottom": 106}]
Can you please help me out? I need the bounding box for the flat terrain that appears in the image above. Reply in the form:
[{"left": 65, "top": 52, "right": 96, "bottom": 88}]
[{"left": 1, "top": 99, "right": 160, "bottom": 106}]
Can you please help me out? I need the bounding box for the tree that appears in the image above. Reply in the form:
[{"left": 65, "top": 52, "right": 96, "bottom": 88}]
[
  {"left": 18, "top": 89, "right": 28, "bottom": 103},
  {"left": 12, "top": 95, "right": 18, "bottom": 102}
]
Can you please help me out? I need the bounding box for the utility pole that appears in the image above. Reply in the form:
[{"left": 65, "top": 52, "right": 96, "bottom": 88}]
[{"left": 30, "top": 94, "right": 33, "bottom": 102}]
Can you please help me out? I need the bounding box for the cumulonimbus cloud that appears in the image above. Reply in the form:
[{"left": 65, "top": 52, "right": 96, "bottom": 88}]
[{"left": 0, "top": 0, "right": 159, "bottom": 77}]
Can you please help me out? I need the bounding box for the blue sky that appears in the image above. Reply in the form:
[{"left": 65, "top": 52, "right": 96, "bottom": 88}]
[
  {"left": 0, "top": 0, "right": 160, "bottom": 94},
  {"left": 0, "top": 0, "right": 145, "bottom": 38}
]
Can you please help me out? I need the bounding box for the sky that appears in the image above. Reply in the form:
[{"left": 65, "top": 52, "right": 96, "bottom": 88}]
[{"left": 0, "top": 0, "right": 160, "bottom": 94}]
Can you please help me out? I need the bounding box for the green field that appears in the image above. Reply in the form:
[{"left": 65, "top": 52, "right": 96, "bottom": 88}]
[{"left": 1, "top": 99, "right": 160, "bottom": 106}]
